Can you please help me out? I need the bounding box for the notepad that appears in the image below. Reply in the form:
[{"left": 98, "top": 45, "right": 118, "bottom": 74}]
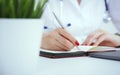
[{"left": 40, "top": 46, "right": 117, "bottom": 58}]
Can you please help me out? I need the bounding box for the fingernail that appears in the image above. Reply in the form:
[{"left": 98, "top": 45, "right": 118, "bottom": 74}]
[
  {"left": 90, "top": 43, "right": 94, "bottom": 46},
  {"left": 75, "top": 41, "right": 80, "bottom": 46}
]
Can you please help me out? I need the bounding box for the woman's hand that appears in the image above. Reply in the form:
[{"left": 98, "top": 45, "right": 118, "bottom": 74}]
[
  {"left": 82, "top": 29, "right": 120, "bottom": 47},
  {"left": 41, "top": 28, "right": 79, "bottom": 51}
]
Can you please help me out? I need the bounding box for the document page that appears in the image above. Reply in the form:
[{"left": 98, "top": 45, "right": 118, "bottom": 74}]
[{"left": 40, "top": 46, "right": 116, "bottom": 53}]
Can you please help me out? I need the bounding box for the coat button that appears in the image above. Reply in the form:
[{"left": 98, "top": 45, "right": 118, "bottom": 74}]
[
  {"left": 67, "top": 23, "right": 71, "bottom": 27},
  {"left": 44, "top": 26, "right": 48, "bottom": 29}
]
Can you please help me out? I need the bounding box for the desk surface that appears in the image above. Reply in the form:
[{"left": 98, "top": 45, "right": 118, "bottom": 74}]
[
  {"left": 1, "top": 50, "right": 120, "bottom": 75},
  {"left": 37, "top": 56, "right": 120, "bottom": 75},
  {"left": 1, "top": 52, "right": 120, "bottom": 75}
]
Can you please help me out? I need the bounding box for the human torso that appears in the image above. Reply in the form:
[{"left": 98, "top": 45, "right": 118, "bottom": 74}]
[{"left": 42, "top": 0, "right": 105, "bottom": 42}]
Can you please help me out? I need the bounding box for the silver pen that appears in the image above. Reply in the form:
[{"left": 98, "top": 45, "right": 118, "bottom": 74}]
[{"left": 52, "top": 12, "right": 80, "bottom": 50}]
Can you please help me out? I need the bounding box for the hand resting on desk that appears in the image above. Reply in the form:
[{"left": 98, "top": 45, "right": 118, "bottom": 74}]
[{"left": 83, "top": 29, "right": 120, "bottom": 47}]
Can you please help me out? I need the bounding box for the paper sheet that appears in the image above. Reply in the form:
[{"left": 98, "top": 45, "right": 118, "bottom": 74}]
[{"left": 40, "top": 46, "right": 118, "bottom": 53}]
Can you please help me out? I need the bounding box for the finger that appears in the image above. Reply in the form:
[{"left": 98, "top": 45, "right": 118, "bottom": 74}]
[
  {"left": 93, "top": 34, "right": 105, "bottom": 46},
  {"left": 82, "top": 29, "right": 104, "bottom": 46},
  {"left": 54, "top": 40, "right": 69, "bottom": 51},
  {"left": 55, "top": 28, "right": 80, "bottom": 46},
  {"left": 56, "top": 34, "right": 74, "bottom": 50},
  {"left": 55, "top": 40, "right": 72, "bottom": 51},
  {"left": 47, "top": 31, "right": 73, "bottom": 51},
  {"left": 49, "top": 32, "right": 69, "bottom": 51},
  {"left": 83, "top": 32, "right": 103, "bottom": 46}
]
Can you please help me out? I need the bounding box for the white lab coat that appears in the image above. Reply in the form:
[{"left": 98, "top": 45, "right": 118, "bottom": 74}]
[
  {"left": 109, "top": 0, "right": 120, "bottom": 31},
  {"left": 41, "top": 0, "right": 105, "bottom": 43}
]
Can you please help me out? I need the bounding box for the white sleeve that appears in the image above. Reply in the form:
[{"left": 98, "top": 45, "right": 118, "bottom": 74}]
[{"left": 41, "top": 0, "right": 59, "bottom": 32}]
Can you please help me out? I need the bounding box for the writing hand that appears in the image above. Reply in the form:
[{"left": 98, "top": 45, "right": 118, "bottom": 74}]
[{"left": 41, "top": 28, "right": 79, "bottom": 51}]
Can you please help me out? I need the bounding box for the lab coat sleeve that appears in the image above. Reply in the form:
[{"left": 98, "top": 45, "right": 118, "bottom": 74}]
[{"left": 41, "top": 0, "right": 58, "bottom": 32}]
